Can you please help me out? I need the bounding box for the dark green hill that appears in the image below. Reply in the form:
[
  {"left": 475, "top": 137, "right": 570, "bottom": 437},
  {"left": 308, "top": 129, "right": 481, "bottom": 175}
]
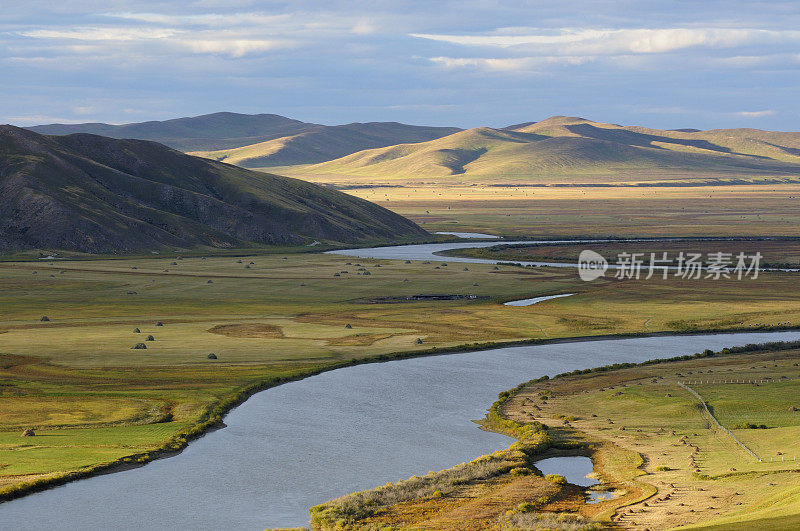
[
  {"left": 27, "top": 112, "right": 319, "bottom": 152},
  {"left": 0, "top": 126, "right": 428, "bottom": 253},
  {"left": 27, "top": 112, "right": 460, "bottom": 158}
]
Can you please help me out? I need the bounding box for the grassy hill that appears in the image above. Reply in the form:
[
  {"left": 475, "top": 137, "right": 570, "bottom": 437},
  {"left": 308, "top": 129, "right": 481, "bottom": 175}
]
[
  {"left": 0, "top": 126, "right": 428, "bottom": 253},
  {"left": 287, "top": 116, "right": 800, "bottom": 185},
  {"left": 189, "top": 121, "right": 461, "bottom": 167},
  {"left": 26, "top": 112, "right": 320, "bottom": 152},
  {"left": 27, "top": 112, "right": 460, "bottom": 159}
]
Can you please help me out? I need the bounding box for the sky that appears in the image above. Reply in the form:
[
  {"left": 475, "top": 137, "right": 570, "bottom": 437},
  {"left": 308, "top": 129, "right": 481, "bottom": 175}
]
[{"left": 2, "top": 1, "right": 799, "bottom": 131}]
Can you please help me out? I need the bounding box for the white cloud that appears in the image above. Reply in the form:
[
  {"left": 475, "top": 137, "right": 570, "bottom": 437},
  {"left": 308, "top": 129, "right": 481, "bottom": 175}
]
[
  {"left": 429, "top": 55, "right": 590, "bottom": 71},
  {"left": 106, "top": 12, "right": 291, "bottom": 28},
  {"left": 20, "top": 27, "right": 178, "bottom": 41},
  {"left": 737, "top": 110, "right": 776, "bottom": 118},
  {"left": 180, "top": 39, "right": 281, "bottom": 57},
  {"left": 412, "top": 28, "right": 800, "bottom": 55}
]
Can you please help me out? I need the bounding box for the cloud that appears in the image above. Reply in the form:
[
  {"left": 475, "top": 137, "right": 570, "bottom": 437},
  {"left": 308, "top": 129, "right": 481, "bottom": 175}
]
[
  {"left": 737, "top": 110, "right": 776, "bottom": 118},
  {"left": 429, "top": 55, "right": 590, "bottom": 71},
  {"left": 180, "top": 39, "right": 282, "bottom": 57},
  {"left": 412, "top": 27, "right": 800, "bottom": 55},
  {"left": 20, "top": 27, "right": 177, "bottom": 41}
]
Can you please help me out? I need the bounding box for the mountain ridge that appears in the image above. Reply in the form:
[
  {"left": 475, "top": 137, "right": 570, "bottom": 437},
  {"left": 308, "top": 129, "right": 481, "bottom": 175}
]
[
  {"left": 27, "top": 112, "right": 461, "bottom": 161},
  {"left": 291, "top": 116, "right": 800, "bottom": 183},
  {"left": 0, "top": 125, "right": 428, "bottom": 253}
]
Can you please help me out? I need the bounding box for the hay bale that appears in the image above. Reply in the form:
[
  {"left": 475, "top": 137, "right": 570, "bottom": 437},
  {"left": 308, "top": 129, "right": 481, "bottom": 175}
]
[
  {"left": 40, "top": 316, "right": 50, "bottom": 322},
  {"left": 207, "top": 280, "right": 213, "bottom": 284},
  {"left": 21, "top": 428, "right": 35, "bottom": 437},
  {"left": 171, "top": 262, "right": 178, "bottom": 266},
  {"left": 133, "top": 328, "right": 141, "bottom": 333},
  {"left": 131, "top": 343, "right": 147, "bottom": 349},
  {"left": 207, "top": 353, "right": 217, "bottom": 359},
  {"left": 156, "top": 321, "right": 164, "bottom": 327},
  {"left": 345, "top": 324, "right": 352, "bottom": 329},
  {"left": 146, "top": 335, "right": 155, "bottom": 341},
  {"left": 236, "top": 259, "right": 243, "bottom": 264},
  {"left": 415, "top": 338, "right": 423, "bottom": 344},
  {"left": 405, "top": 260, "right": 412, "bottom": 264}
]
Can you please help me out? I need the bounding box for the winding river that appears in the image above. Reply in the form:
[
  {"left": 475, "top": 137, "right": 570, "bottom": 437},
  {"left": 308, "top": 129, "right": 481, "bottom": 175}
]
[{"left": 1, "top": 241, "right": 799, "bottom": 530}]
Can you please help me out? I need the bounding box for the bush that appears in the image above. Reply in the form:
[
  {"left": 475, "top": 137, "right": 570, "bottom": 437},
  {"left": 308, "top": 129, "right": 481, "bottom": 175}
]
[
  {"left": 655, "top": 465, "right": 672, "bottom": 471},
  {"left": 545, "top": 474, "right": 567, "bottom": 485},
  {"left": 510, "top": 467, "right": 532, "bottom": 476}
]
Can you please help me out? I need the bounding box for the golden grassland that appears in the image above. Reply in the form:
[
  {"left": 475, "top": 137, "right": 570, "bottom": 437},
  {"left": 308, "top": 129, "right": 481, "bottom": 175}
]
[
  {"left": 2, "top": 246, "right": 800, "bottom": 502},
  {"left": 311, "top": 345, "right": 800, "bottom": 530},
  {"left": 300, "top": 183, "right": 800, "bottom": 238}
]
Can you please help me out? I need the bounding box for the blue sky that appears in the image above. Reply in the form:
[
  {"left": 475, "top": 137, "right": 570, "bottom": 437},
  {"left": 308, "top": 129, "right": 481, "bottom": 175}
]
[{"left": 2, "top": 1, "right": 799, "bottom": 130}]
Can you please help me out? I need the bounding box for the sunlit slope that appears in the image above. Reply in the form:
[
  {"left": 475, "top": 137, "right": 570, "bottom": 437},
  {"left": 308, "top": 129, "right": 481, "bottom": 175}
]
[
  {"left": 294, "top": 116, "right": 800, "bottom": 183},
  {"left": 188, "top": 122, "right": 461, "bottom": 167}
]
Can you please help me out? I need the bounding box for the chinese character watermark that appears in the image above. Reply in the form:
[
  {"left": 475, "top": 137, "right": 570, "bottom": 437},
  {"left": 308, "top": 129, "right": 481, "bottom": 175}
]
[{"left": 578, "top": 250, "right": 762, "bottom": 281}]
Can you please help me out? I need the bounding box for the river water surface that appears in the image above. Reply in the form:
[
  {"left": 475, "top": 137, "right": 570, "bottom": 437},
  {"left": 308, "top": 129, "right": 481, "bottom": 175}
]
[{"left": 1, "top": 242, "right": 799, "bottom": 530}]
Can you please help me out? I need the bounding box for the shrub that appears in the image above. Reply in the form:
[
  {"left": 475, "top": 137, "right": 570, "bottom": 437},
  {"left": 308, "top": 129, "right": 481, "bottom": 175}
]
[
  {"left": 510, "top": 467, "right": 532, "bottom": 476},
  {"left": 545, "top": 474, "right": 567, "bottom": 485},
  {"left": 655, "top": 465, "right": 672, "bottom": 471}
]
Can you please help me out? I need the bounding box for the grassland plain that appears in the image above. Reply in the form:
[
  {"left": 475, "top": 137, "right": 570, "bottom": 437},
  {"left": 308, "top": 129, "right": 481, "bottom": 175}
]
[
  {"left": 307, "top": 183, "right": 800, "bottom": 239},
  {"left": 2, "top": 248, "right": 800, "bottom": 502},
  {"left": 310, "top": 343, "right": 800, "bottom": 530}
]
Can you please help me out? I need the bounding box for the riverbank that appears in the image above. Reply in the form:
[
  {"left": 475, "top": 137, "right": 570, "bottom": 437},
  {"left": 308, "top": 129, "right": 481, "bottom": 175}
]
[{"left": 308, "top": 340, "right": 800, "bottom": 529}]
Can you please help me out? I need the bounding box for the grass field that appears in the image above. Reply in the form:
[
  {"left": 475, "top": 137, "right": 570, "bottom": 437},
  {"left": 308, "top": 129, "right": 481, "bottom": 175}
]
[
  {"left": 2, "top": 248, "right": 800, "bottom": 497},
  {"left": 295, "top": 183, "right": 800, "bottom": 238},
  {"left": 313, "top": 344, "right": 800, "bottom": 530}
]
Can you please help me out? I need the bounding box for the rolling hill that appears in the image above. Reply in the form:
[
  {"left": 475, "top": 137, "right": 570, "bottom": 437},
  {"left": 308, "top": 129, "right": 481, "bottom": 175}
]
[
  {"left": 188, "top": 121, "right": 461, "bottom": 167},
  {"left": 289, "top": 116, "right": 800, "bottom": 184},
  {"left": 0, "top": 125, "right": 428, "bottom": 253},
  {"left": 27, "top": 112, "right": 460, "bottom": 161}
]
